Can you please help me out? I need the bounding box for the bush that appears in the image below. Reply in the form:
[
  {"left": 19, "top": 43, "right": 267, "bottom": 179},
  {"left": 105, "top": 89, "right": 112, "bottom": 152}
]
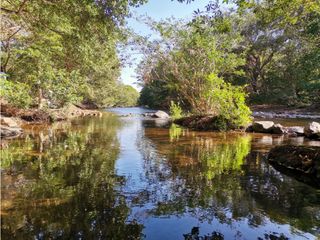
[
  {"left": 169, "top": 101, "right": 183, "bottom": 120},
  {"left": 204, "top": 74, "right": 252, "bottom": 128},
  {"left": 0, "top": 77, "right": 33, "bottom": 108}
]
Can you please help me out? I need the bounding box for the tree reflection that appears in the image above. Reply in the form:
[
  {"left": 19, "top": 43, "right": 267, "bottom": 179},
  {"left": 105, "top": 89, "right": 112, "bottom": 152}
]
[
  {"left": 183, "top": 227, "right": 224, "bottom": 240},
  {"left": 140, "top": 127, "right": 320, "bottom": 238},
  {"left": 1, "top": 114, "right": 143, "bottom": 239}
]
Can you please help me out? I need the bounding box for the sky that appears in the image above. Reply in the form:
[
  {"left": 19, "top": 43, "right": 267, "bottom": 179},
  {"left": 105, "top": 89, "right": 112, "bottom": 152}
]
[{"left": 120, "top": 0, "right": 211, "bottom": 90}]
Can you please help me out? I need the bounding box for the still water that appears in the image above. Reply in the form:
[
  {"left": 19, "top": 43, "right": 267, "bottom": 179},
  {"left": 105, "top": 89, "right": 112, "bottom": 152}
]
[{"left": 1, "top": 107, "right": 320, "bottom": 240}]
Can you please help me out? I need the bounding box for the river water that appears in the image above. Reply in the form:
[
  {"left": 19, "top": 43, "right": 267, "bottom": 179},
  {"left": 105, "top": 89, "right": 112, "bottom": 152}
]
[{"left": 1, "top": 107, "right": 320, "bottom": 239}]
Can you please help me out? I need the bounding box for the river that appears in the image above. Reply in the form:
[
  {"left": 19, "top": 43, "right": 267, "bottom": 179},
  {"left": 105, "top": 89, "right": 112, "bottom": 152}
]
[{"left": 1, "top": 107, "right": 320, "bottom": 239}]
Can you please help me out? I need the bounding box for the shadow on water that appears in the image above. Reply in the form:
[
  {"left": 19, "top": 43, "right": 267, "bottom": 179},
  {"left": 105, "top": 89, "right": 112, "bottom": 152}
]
[{"left": 1, "top": 109, "right": 320, "bottom": 239}]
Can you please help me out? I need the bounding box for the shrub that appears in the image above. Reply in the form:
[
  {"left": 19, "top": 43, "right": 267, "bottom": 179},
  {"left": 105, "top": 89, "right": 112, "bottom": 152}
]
[
  {"left": 204, "top": 74, "right": 252, "bottom": 128},
  {"left": 0, "top": 77, "right": 33, "bottom": 108},
  {"left": 169, "top": 101, "right": 183, "bottom": 120}
]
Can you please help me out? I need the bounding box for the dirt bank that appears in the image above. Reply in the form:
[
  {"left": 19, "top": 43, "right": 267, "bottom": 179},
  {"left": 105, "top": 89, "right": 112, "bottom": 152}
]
[
  {"left": 1, "top": 103, "right": 102, "bottom": 124},
  {"left": 0, "top": 103, "right": 102, "bottom": 140}
]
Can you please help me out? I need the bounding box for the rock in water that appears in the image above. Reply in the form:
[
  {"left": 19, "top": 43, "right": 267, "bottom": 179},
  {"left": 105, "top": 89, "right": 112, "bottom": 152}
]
[
  {"left": 271, "top": 123, "right": 286, "bottom": 134},
  {"left": 305, "top": 122, "right": 320, "bottom": 139},
  {"left": 153, "top": 110, "right": 170, "bottom": 119},
  {"left": 268, "top": 145, "right": 320, "bottom": 187},
  {"left": 252, "top": 121, "right": 274, "bottom": 133},
  {"left": 0, "top": 126, "right": 23, "bottom": 138},
  {"left": 286, "top": 126, "right": 305, "bottom": 136}
]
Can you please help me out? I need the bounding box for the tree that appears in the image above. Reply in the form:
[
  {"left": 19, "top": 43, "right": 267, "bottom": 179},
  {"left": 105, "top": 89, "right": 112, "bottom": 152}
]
[
  {"left": 0, "top": 0, "right": 146, "bottom": 108},
  {"left": 227, "top": 0, "right": 320, "bottom": 105},
  {"left": 137, "top": 15, "right": 251, "bottom": 127}
]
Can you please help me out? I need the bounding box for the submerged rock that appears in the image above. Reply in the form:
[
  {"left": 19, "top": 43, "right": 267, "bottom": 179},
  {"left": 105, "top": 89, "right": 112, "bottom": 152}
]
[
  {"left": 305, "top": 122, "right": 320, "bottom": 140},
  {"left": 252, "top": 121, "right": 274, "bottom": 133},
  {"left": 268, "top": 145, "right": 320, "bottom": 187}
]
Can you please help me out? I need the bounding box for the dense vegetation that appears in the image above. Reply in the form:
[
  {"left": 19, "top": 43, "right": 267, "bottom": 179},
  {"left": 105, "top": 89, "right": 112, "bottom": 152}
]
[
  {"left": 139, "top": 0, "right": 320, "bottom": 111},
  {"left": 1, "top": 0, "right": 141, "bottom": 108},
  {"left": 1, "top": 0, "right": 319, "bottom": 125}
]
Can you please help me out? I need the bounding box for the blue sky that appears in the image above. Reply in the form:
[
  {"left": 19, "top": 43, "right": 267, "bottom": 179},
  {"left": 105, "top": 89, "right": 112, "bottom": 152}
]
[{"left": 120, "top": 0, "right": 211, "bottom": 90}]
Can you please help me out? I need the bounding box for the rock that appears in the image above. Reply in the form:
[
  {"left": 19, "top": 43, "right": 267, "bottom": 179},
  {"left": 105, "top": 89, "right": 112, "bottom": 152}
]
[
  {"left": 268, "top": 145, "right": 320, "bottom": 187},
  {"left": 142, "top": 112, "right": 154, "bottom": 117},
  {"left": 305, "top": 121, "right": 320, "bottom": 139},
  {"left": 245, "top": 124, "right": 253, "bottom": 132},
  {"left": 252, "top": 121, "right": 274, "bottom": 133},
  {"left": 271, "top": 123, "right": 286, "bottom": 134},
  {"left": 153, "top": 110, "right": 170, "bottom": 119},
  {"left": 20, "top": 109, "right": 51, "bottom": 122},
  {"left": 0, "top": 116, "right": 20, "bottom": 128},
  {"left": 0, "top": 126, "right": 23, "bottom": 138},
  {"left": 286, "top": 126, "right": 305, "bottom": 136}
]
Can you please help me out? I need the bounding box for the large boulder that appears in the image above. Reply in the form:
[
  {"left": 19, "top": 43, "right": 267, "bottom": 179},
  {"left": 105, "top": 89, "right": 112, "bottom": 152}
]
[
  {"left": 252, "top": 121, "right": 274, "bottom": 133},
  {"left": 286, "top": 126, "right": 305, "bottom": 136},
  {"left": 271, "top": 123, "right": 286, "bottom": 134},
  {"left": 305, "top": 122, "right": 320, "bottom": 139},
  {"left": 153, "top": 110, "right": 170, "bottom": 119},
  {"left": 268, "top": 145, "right": 320, "bottom": 187},
  {"left": 0, "top": 126, "right": 23, "bottom": 138}
]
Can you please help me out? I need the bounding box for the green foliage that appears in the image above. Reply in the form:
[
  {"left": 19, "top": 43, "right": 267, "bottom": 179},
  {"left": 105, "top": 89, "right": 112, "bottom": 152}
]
[
  {"left": 0, "top": 78, "right": 32, "bottom": 108},
  {"left": 1, "top": 0, "right": 145, "bottom": 108},
  {"left": 169, "top": 101, "right": 183, "bottom": 120},
  {"left": 139, "top": 0, "right": 320, "bottom": 110},
  {"left": 138, "top": 17, "right": 251, "bottom": 128},
  {"left": 232, "top": 0, "right": 320, "bottom": 105},
  {"left": 205, "top": 74, "right": 252, "bottom": 127},
  {"left": 115, "top": 85, "right": 140, "bottom": 107}
]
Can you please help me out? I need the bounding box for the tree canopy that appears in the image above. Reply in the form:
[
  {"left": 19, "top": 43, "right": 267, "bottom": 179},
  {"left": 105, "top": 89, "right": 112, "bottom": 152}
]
[
  {"left": 1, "top": 0, "right": 142, "bottom": 108},
  {"left": 138, "top": 0, "right": 320, "bottom": 113}
]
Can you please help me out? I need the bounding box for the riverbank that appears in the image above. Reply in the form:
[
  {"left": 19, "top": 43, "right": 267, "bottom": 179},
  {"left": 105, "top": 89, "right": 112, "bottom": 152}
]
[
  {"left": 251, "top": 104, "right": 320, "bottom": 119},
  {"left": 0, "top": 102, "right": 102, "bottom": 140}
]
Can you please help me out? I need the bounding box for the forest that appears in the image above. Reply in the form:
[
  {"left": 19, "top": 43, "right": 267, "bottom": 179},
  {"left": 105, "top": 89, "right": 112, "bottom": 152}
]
[
  {"left": 139, "top": 0, "right": 320, "bottom": 121},
  {"left": 1, "top": 0, "right": 320, "bottom": 126},
  {"left": 1, "top": 0, "right": 142, "bottom": 108}
]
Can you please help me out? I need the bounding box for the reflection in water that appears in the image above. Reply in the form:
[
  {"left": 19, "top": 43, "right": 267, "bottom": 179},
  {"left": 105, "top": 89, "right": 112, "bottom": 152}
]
[
  {"left": 1, "top": 110, "right": 320, "bottom": 239},
  {"left": 138, "top": 125, "right": 319, "bottom": 239},
  {"left": 1, "top": 114, "right": 143, "bottom": 239}
]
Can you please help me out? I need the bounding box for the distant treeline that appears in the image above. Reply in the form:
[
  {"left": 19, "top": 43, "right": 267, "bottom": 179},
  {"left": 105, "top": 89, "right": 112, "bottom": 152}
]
[{"left": 138, "top": 0, "right": 320, "bottom": 110}]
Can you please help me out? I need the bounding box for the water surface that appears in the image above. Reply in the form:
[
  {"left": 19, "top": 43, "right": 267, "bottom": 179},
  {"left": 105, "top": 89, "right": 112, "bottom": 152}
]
[{"left": 1, "top": 108, "right": 320, "bottom": 239}]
